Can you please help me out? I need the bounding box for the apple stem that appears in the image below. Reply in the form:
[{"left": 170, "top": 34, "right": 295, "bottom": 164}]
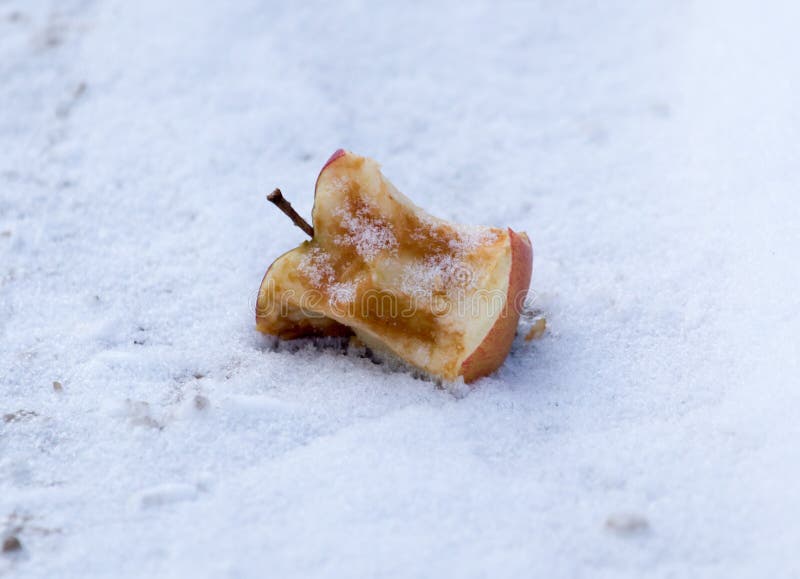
[{"left": 266, "top": 188, "right": 314, "bottom": 238}]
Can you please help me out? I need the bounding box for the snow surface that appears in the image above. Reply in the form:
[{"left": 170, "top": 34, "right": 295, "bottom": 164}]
[{"left": 2, "top": 0, "right": 800, "bottom": 577}]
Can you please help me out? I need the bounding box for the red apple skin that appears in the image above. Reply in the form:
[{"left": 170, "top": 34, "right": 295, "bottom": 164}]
[
  {"left": 458, "top": 228, "right": 533, "bottom": 382},
  {"left": 317, "top": 149, "right": 346, "bottom": 182}
]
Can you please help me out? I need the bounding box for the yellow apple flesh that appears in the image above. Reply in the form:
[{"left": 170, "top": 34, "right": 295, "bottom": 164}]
[{"left": 256, "top": 150, "right": 533, "bottom": 382}]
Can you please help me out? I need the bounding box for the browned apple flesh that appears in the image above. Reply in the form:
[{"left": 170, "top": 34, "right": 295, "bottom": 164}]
[{"left": 257, "top": 152, "right": 532, "bottom": 382}]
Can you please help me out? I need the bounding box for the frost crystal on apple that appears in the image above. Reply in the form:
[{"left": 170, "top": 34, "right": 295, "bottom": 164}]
[
  {"left": 333, "top": 206, "right": 398, "bottom": 262},
  {"left": 400, "top": 254, "right": 477, "bottom": 298},
  {"left": 328, "top": 176, "right": 351, "bottom": 196},
  {"left": 449, "top": 225, "right": 499, "bottom": 252},
  {"left": 329, "top": 281, "right": 358, "bottom": 305},
  {"left": 398, "top": 225, "right": 497, "bottom": 298},
  {"left": 298, "top": 247, "right": 335, "bottom": 287}
]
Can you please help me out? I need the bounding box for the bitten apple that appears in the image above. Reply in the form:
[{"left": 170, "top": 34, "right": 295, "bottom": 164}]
[{"left": 257, "top": 150, "right": 532, "bottom": 382}]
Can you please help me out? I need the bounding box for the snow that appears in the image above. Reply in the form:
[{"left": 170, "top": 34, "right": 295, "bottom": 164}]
[{"left": 1, "top": 0, "right": 799, "bottom": 577}]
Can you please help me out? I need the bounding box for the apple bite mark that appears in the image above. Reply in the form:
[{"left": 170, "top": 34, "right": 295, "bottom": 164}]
[{"left": 257, "top": 150, "right": 533, "bottom": 383}]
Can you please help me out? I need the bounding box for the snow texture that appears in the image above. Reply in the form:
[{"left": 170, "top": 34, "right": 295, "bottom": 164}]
[{"left": 2, "top": 0, "right": 800, "bottom": 577}]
